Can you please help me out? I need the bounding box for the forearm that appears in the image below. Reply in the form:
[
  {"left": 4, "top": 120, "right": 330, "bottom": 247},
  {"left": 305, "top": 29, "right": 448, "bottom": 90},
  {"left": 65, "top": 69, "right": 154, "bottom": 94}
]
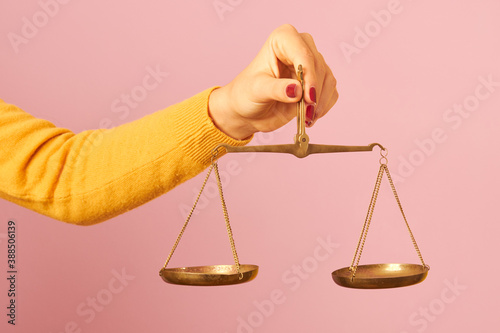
[{"left": 0, "top": 88, "right": 251, "bottom": 225}]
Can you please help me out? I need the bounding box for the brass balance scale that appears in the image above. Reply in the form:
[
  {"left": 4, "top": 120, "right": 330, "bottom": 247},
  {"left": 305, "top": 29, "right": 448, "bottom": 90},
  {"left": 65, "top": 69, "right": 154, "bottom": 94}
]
[{"left": 159, "top": 65, "right": 429, "bottom": 289}]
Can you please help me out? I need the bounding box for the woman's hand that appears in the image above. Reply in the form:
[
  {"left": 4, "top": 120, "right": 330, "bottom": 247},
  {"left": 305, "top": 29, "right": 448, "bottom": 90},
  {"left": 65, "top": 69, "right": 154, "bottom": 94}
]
[{"left": 209, "top": 24, "right": 339, "bottom": 140}]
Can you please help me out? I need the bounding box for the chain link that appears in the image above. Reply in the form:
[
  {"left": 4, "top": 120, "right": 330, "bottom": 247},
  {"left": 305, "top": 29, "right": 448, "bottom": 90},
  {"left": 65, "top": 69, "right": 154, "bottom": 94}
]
[{"left": 379, "top": 147, "right": 389, "bottom": 165}]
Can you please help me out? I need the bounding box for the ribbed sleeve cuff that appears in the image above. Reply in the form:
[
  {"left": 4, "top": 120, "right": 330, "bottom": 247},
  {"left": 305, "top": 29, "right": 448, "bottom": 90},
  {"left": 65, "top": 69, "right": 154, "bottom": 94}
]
[{"left": 171, "top": 87, "right": 252, "bottom": 165}]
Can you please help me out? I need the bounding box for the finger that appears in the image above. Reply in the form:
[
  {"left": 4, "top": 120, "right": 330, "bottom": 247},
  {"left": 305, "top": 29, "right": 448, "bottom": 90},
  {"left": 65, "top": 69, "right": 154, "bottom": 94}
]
[
  {"left": 312, "top": 86, "right": 339, "bottom": 126},
  {"left": 299, "top": 35, "right": 330, "bottom": 126},
  {"left": 313, "top": 64, "right": 338, "bottom": 123},
  {"left": 270, "top": 25, "right": 318, "bottom": 103},
  {"left": 299, "top": 32, "right": 327, "bottom": 106}
]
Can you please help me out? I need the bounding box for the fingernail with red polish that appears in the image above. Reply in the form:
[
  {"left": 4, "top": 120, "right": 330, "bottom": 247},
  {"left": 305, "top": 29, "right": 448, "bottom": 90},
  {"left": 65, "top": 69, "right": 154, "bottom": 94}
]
[
  {"left": 286, "top": 84, "right": 297, "bottom": 98},
  {"left": 310, "top": 87, "right": 317, "bottom": 103},
  {"left": 306, "top": 104, "right": 315, "bottom": 122}
]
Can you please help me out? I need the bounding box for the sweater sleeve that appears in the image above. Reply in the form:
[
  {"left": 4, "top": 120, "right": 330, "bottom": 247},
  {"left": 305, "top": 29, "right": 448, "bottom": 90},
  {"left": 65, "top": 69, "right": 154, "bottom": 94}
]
[{"left": 0, "top": 87, "right": 251, "bottom": 225}]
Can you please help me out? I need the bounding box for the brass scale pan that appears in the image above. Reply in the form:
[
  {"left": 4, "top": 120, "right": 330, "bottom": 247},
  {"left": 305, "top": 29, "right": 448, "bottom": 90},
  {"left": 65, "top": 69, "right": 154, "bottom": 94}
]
[{"left": 160, "top": 65, "right": 429, "bottom": 288}]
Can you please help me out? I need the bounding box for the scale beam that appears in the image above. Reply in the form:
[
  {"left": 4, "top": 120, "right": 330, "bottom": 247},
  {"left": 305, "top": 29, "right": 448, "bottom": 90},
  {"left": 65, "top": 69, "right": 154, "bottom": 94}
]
[{"left": 216, "top": 142, "right": 385, "bottom": 158}]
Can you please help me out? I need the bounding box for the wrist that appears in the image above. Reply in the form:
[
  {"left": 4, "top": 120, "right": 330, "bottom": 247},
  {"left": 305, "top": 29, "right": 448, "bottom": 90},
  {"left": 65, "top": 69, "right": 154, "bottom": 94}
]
[{"left": 208, "top": 86, "right": 254, "bottom": 141}]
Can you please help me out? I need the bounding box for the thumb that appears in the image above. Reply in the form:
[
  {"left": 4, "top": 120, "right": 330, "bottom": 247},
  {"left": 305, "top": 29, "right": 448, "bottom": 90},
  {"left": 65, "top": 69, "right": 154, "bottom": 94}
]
[{"left": 253, "top": 76, "right": 302, "bottom": 104}]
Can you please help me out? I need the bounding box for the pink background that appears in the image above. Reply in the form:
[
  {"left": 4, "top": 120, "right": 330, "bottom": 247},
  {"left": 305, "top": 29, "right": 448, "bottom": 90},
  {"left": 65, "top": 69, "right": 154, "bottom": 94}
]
[{"left": 1, "top": 0, "right": 499, "bottom": 332}]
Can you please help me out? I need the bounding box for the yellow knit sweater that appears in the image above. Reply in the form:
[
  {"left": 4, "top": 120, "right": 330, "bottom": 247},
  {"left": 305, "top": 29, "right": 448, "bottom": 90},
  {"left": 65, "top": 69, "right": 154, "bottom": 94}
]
[{"left": 0, "top": 88, "right": 251, "bottom": 225}]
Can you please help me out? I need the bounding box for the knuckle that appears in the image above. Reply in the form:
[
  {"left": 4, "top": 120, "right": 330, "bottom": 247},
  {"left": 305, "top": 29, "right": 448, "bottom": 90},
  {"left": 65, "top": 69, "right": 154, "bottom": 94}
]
[
  {"left": 330, "top": 75, "right": 337, "bottom": 87},
  {"left": 317, "top": 51, "right": 326, "bottom": 63},
  {"left": 326, "top": 67, "right": 337, "bottom": 86},
  {"left": 274, "top": 23, "right": 297, "bottom": 35},
  {"left": 300, "top": 32, "right": 314, "bottom": 42},
  {"left": 302, "top": 48, "right": 315, "bottom": 61}
]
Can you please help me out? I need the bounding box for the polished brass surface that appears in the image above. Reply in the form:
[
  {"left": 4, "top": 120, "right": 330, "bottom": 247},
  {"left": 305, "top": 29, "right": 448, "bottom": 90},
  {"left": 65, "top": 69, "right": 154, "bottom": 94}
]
[
  {"left": 159, "top": 264, "right": 259, "bottom": 286},
  {"left": 217, "top": 142, "right": 384, "bottom": 158},
  {"left": 294, "top": 64, "right": 309, "bottom": 155},
  {"left": 332, "top": 264, "right": 429, "bottom": 289}
]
